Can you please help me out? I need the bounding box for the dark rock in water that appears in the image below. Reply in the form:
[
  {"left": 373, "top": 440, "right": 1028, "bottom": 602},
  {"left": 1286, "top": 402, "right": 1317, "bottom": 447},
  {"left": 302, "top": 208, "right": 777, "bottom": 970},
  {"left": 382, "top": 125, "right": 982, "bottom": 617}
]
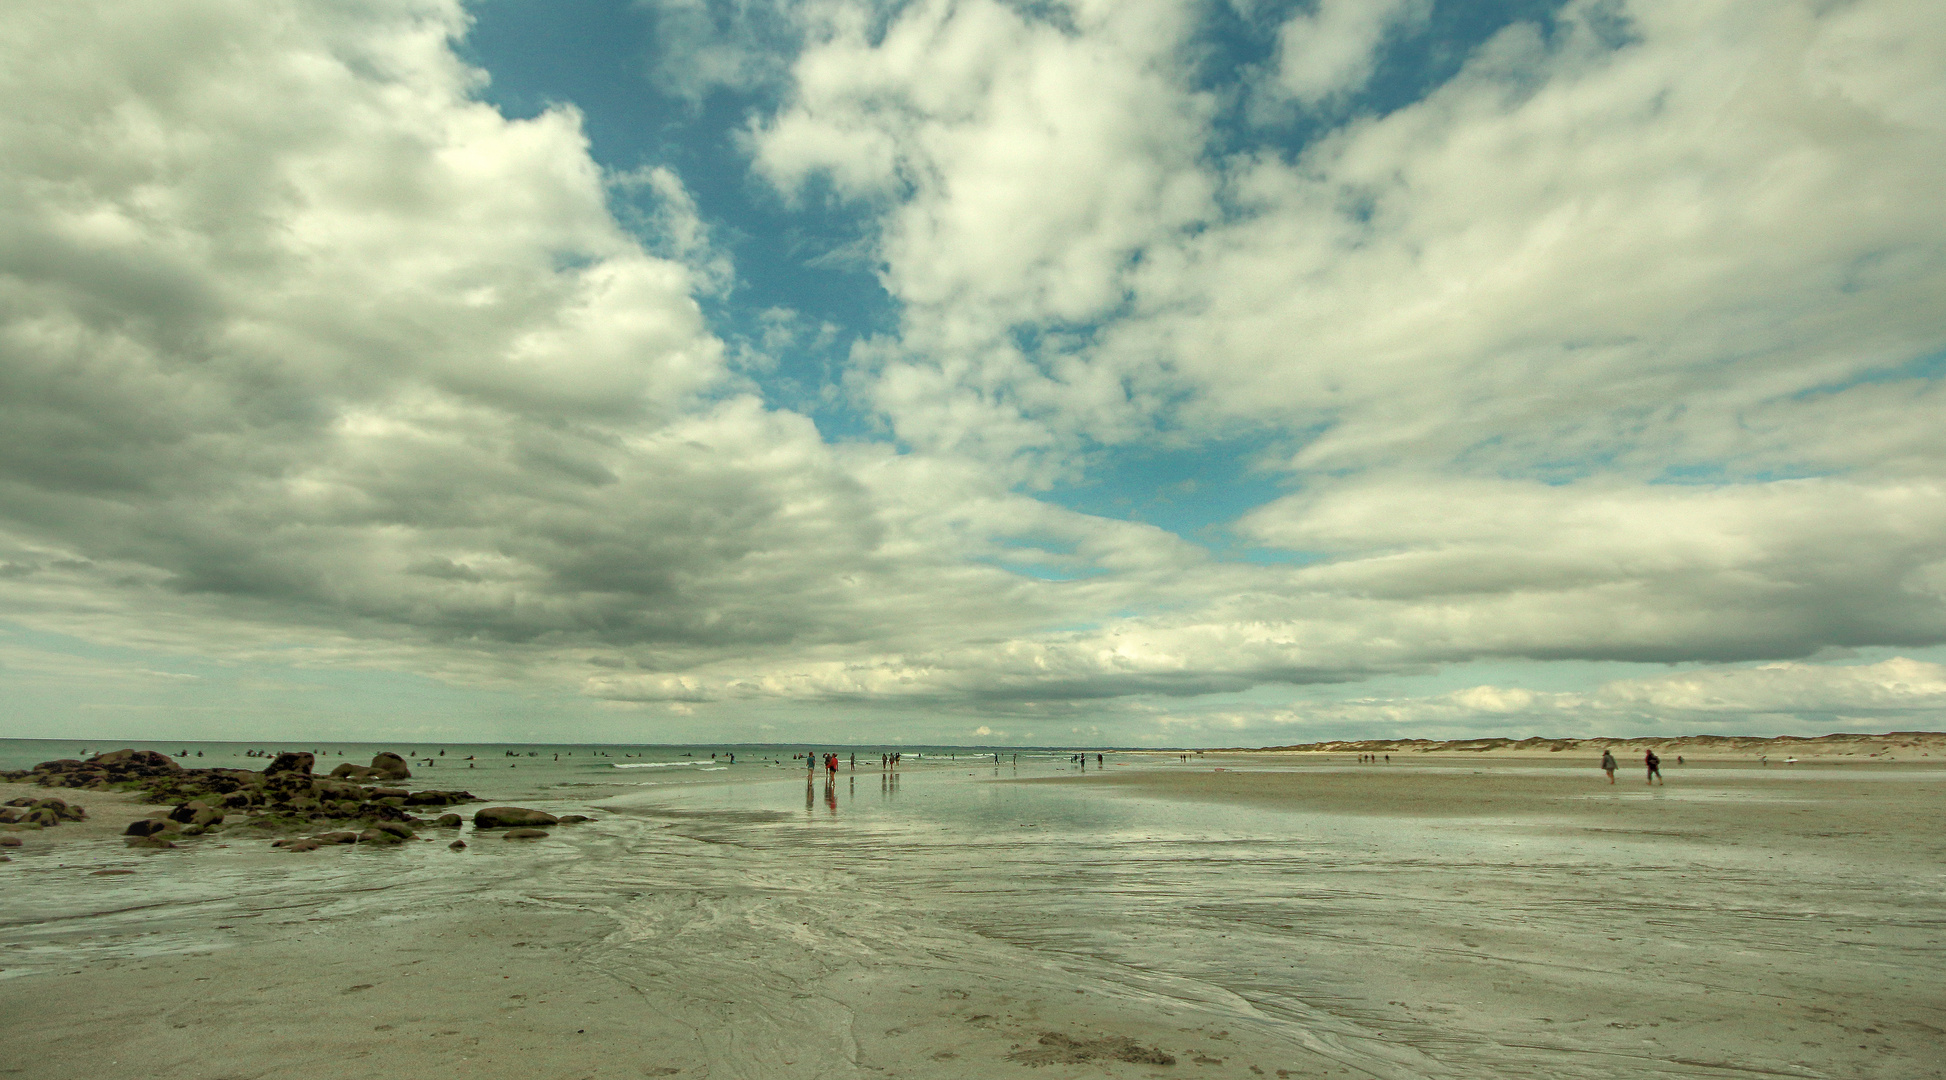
[
  {"left": 0, "top": 835, "right": 20, "bottom": 847},
  {"left": 282, "top": 837, "right": 323, "bottom": 852},
  {"left": 90, "top": 749, "right": 184, "bottom": 774},
  {"left": 433, "top": 813, "right": 462, "bottom": 827},
  {"left": 329, "top": 763, "right": 379, "bottom": 779},
  {"left": 125, "top": 819, "right": 170, "bottom": 837},
  {"left": 369, "top": 787, "right": 408, "bottom": 798},
  {"left": 373, "top": 821, "right": 415, "bottom": 840},
  {"left": 357, "top": 828, "right": 405, "bottom": 845},
  {"left": 503, "top": 828, "right": 549, "bottom": 840},
  {"left": 557, "top": 814, "right": 592, "bottom": 824},
  {"left": 315, "top": 831, "right": 360, "bottom": 845},
  {"left": 264, "top": 752, "right": 314, "bottom": 776},
  {"left": 369, "top": 752, "right": 412, "bottom": 780},
  {"left": 125, "top": 835, "right": 176, "bottom": 849},
  {"left": 472, "top": 806, "right": 559, "bottom": 829},
  {"left": 0, "top": 809, "right": 17, "bottom": 824},
  {"left": 448, "top": 840, "right": 467, "bottom": 850}
]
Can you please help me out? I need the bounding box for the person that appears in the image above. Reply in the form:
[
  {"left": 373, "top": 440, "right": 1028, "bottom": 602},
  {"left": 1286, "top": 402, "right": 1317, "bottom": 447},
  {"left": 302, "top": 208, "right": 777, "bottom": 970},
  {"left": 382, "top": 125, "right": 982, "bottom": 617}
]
[
  {"left": 1600, "top": 748, "right": 1617, "bottom": 784},
  {"left": 1645, "top": 749, "right": 1663, "bottom": 785}
]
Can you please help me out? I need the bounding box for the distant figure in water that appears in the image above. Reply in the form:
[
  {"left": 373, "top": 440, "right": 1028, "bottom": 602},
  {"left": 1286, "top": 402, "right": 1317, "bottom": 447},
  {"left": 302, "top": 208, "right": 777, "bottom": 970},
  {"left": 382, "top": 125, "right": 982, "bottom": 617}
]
[
  {"left": 1600, "top": 749, "right": 1617, "bottom": 784},
  {"left": 1644, "top": 749, "right": 1663, "bottom": 785}
]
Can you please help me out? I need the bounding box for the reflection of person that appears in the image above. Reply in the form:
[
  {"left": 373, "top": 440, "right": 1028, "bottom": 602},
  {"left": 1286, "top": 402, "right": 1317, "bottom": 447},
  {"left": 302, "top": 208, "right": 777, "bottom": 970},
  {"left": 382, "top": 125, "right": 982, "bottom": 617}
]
[
  {"left": 1600, "top": 749, "right": 1617, "bottom": 784},
  {"left": 1645, "top": 749, "right": 1664, "bottom": 785}
]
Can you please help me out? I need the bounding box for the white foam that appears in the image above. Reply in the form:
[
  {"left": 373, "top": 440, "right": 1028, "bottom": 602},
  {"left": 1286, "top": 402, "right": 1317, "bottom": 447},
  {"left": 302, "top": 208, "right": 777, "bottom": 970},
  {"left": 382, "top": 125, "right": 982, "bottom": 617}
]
[{"left": 613, "top": 761, "right": 703, "bottom": 769}]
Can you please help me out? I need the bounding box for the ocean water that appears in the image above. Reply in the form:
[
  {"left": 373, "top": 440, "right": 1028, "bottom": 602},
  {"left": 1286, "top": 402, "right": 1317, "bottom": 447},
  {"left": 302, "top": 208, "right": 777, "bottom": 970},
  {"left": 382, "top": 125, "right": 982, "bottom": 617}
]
[{"left": 0, "top": 739, "right": 1095, "bottom": 802}]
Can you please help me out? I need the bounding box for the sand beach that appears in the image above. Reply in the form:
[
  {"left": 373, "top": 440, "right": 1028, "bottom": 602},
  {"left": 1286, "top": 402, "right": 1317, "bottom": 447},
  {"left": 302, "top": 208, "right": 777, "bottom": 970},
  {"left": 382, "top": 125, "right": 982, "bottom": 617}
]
[{"left": 1, "top": 741, "right": 1941, "bottom": 1079}]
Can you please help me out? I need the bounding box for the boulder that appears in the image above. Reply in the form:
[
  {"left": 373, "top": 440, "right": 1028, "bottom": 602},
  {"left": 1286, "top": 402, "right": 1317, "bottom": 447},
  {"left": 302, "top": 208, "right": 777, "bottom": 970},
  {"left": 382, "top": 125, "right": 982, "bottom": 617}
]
[
  {"left": 124, "top": 818, "right": 170, "bottom": 837},
  {"left": 0, "top": 809, "right": 17, "bottom": 824},
  {"left": 281, "top": 838, "right": 323, "bottom": 852},
  {"left": 448, "top": 840, "right": 467, "bottom": 850},
  {"left": 433, "top": 813, "right": 462, "bottom": 827},
  {"left": 356, "top": 828, "right": 405, "bottom": 845},
  {"left": 0, "top": 835, "right": 20, "bottom": 847},
  {"left": 315, "top": 831, "right": 360, "bottom": 845},
  {"left": 369, "top": 752, "right": 412, "bottom": 780},
  {"left": 169, "top": 800, "right": 215, "bottom": 824},
  {"left": 503, "top": 828, "right": 549, "bottom": 840},
  {"left": 263, "top": 752, "right": 314, "bottom": 776},
  {"left": 329, "top": 763, "right": 379, "bottom": 779},
  {"left": 472, "top": 806, "right": 559, "bottom": 829},
  {"left": 89, "top": 749, "right": 184, "bottom": 773},
  {"left": 370, "top": 787, "right": 408, "bottom": 799},
  {"left": 372, "top": 821, "right": 416, "bottom": 840},
  {"left": 125, "top": 835, "right": 176, "bottom": 849},
  {"left": 557, "top": 814, "right": 591, "bottom": 824}
]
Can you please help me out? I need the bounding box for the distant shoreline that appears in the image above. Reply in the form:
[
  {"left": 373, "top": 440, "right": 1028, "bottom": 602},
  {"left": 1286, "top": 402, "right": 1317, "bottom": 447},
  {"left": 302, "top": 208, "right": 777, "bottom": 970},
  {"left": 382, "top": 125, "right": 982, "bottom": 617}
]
[{"left": 1227, "top": 730, "right": 1945, "bottom": 758}]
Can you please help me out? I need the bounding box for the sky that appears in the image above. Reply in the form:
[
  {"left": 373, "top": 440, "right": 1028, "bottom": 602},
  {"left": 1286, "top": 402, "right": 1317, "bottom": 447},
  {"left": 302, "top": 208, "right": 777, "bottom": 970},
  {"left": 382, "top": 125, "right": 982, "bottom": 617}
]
[{"left": 2, "top": 0, "right": 1944, "bottom": 746}]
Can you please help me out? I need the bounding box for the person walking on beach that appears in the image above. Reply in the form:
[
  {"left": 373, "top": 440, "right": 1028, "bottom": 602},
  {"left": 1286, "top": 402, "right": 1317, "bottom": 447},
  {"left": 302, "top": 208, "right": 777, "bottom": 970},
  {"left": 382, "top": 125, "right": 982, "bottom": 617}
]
[
  {"left": 1645, "top": 749, "right": 1663, "bottom": 785},
  {"left": 1600, "top": 749, "right": 1617, "bottom": 784}
]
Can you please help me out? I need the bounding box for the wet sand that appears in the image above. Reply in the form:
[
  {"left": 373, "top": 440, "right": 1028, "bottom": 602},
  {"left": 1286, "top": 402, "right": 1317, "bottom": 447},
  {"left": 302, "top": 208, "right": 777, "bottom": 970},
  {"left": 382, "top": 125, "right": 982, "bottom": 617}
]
[{"left": 3, "top": 758, "right": 1942, "bottom": 1078}]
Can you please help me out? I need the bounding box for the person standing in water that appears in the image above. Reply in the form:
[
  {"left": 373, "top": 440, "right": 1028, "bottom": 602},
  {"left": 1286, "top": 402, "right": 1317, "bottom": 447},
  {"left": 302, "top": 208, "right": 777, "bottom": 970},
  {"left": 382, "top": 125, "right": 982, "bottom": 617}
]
[
  {"left": 1644, "top": 749, "right": 1664, "bottom": 785},
  {"left": 1600, "top": 748, "right": 1617, "bottom": 784}
]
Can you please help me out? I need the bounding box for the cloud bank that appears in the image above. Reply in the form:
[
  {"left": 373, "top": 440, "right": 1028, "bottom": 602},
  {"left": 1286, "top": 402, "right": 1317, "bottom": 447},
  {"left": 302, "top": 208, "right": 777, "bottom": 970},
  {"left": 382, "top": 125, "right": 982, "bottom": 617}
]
[{"left": 1, "top": 0, "right": 1942, "bottom": 741}]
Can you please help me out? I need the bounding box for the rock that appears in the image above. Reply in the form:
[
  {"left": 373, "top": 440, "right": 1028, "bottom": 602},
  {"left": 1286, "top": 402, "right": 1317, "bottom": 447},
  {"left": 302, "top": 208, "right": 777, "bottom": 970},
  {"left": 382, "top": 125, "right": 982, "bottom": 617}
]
[
  {"left": 503, "top": 828, "right": 549, "bottom": 840},
  {"left": 433, "top": 813, "right": 462, "bottom": 827},
  {"left": 90, "top": 749, "right": 184, "bottom": 773},
  {"left": 448, "top": 840, "right": 467, "bottom": 850},
  {"left": 370, "top": 787, "right": 408, "bottom": 798},
  {"left": 329, "top": 763, "right": 379, "bottom": 779},
  {"left": 125, "top": 819, "right": 170, "bottom": 837},
  {"left": 0, "top": 809, "right": 16, "bottom": 824},
  {"left": 169, "top": 801, "right": 222, "bottom": 825},
  {"left": 472, "top": 806, "right": 559, "bottom": 829},
  {"left": 356, "top": 828, "right": 405, "bottom": 845},
  {"left": 24, "top": 808, "right": 59, "bottom": 827},
  {"left": 29, "top": 798, "right": 85, "bottom": 822},
  {"left": 264, "top": 752, "right": 314, "bottom": 776},
  {"left": 125, "top": 835, "right": 176, "bottom": 849},
  {"left": 178, "top": 824, "right": 206, "bottom": 836},
  {"left": 557, "top": 814, "right": 592, "bottom": 824},
  {"left": 283, "top": 838, "right": 323, "bottom": 852},
  {"left": 368, "top": 752, "right": 412, "bottom": 780},
  {"left": 0, "top": 835, "right": 20, "bottom": 847},
  {"left": 372, "top": 821, "right": 415, "bottom": 840},
  {"left": 315, "top": 831, "right": 360, "bottom": 845}
]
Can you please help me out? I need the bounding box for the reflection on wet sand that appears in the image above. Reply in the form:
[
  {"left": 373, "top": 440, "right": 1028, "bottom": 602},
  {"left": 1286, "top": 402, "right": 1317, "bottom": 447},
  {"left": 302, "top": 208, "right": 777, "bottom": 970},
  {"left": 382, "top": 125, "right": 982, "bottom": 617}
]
[{"left": 1, "top": 754, "right": 1940, "bottom": 1079}]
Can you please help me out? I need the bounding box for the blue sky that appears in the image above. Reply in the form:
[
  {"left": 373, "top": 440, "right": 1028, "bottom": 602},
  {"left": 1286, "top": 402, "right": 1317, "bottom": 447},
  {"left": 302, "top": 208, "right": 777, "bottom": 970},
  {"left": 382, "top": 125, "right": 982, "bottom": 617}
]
[{"left": 1, "top": 0, "right": 1943, "bottom": 744}]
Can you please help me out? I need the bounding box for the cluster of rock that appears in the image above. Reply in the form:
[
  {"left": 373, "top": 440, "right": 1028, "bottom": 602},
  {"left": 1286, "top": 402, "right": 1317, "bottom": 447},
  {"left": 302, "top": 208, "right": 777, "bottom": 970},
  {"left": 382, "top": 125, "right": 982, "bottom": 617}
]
[
  {"left": 0, "top": 748, "right": 479, "bottom": 850},
  {"left": 0, "top": 796, "right": 91, "bottom": 858},
  {"left": 2, "top": 796, "right": 86, "bottom": 827},
  {"left": 469, "top": 805, "right": 592, "bottom": 842},
  {"left": 2, "top": 749, "right": 603, "bottom": 855}
]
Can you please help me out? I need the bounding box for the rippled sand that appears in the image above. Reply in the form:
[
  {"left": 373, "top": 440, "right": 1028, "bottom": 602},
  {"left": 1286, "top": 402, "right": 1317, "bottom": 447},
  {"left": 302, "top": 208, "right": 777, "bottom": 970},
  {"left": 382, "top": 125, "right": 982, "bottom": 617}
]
[{"left": 2, "top": 757, "right": 1941, "bottom": 1079}]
